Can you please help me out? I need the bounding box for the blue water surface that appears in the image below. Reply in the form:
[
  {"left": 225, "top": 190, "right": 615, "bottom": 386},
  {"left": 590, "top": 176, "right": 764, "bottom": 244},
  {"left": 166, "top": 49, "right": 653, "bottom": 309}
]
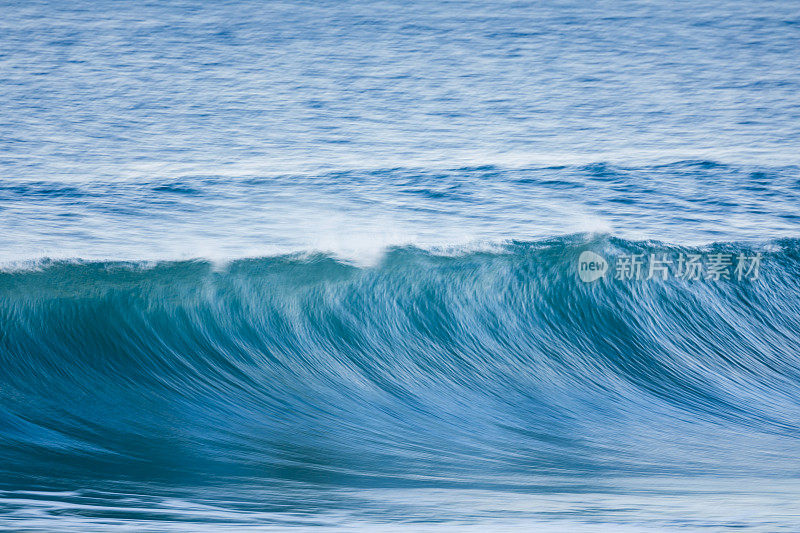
[{"left": 2, "top": 0, "right": 800, "bottom": 531}]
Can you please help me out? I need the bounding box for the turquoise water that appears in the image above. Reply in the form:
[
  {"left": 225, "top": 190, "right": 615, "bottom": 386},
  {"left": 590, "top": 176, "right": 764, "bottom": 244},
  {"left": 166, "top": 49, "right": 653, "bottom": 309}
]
[{"left": 2, "top": 0, "right": 800, "bottom": 531}]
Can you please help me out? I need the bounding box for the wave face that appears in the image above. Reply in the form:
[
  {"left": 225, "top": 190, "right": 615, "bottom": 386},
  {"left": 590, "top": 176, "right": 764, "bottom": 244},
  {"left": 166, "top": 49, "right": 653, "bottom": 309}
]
[{"left": 3, "top": 237, "right": 800, "bottom": 530}]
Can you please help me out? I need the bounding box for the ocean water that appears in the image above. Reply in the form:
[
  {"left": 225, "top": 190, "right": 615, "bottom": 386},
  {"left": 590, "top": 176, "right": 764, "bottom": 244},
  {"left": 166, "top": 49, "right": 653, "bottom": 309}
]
[{"left": 2, "top": 0, "right": 800, "bottom": 531}]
